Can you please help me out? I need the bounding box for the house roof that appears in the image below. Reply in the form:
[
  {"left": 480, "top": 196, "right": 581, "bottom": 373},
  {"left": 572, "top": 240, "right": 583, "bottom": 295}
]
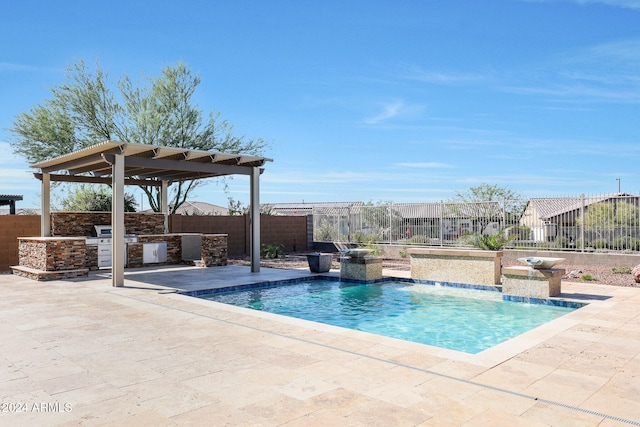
[
  {"left": 525, "top": 193, "right": 636, "bottom": 220},
  {"left": 263, "top": 202, "right": 365, "bottom": 215},
  {"left": 393, "top": 201, "right": 503, "bottom": 219},
  {"left": 174, "top": 201, "right": 228, "bottom": 216}
]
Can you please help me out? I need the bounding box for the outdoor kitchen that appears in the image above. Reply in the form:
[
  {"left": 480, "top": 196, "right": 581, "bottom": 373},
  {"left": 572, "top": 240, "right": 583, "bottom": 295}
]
[{"left": 11, "top": 212, "right": 228, "bottom": 281}]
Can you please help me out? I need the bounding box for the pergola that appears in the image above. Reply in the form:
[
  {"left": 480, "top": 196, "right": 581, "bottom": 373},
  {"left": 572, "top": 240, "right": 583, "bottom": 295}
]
[
  {"left": 30, "top": 141, "right": 272, "bottom": 287},
  {"left": 0, "top": 194, "right": 23, "bottom": 215}
]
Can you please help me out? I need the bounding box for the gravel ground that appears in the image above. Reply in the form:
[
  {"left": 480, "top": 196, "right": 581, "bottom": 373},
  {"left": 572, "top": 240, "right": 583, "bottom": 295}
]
[{"left": 229, "top": 253, "right": 640, "bottom": 288}]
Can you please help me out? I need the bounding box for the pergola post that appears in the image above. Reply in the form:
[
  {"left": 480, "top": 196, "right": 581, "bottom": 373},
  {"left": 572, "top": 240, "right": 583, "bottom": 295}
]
[
  {"left": 41, "top": 172, "right": 51, "bottom": 237},
  {"left": 161, "top": 180, "right": 169, "bottom": 233},
  {"left": 250, "top": 167, "right": 261, "bottom": 272},
  {"left": 112, "top": 154, "right": 125, "bottom": 287}
]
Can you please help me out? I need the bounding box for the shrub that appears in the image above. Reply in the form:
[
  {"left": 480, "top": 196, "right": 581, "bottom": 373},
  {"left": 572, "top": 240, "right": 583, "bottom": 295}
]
[
  {"left": 581, "top": 274, "right": 597, "bottom": 281},
  {"left": 260, "top": 243, "right": 284, "bottom": 259},
  {"left": 592, "top": 239, "right": 608, "bottom": 249},
  {"left": 553, "top": 236, "right": 573, "bottom": 249},
  {"left": 463, "top": 234, "right": 514, "bottom": 251},
  {"left": 575, "top": 239, "right": 589, "bottom": 250},
  {"left": 611, "top": 237, "right": 640, "bottom": 251},
  {"left": 408, "top": 235, "right": 430, "bottom": 244},
  {"left": 611, "top": 267, "right": 632, "bottom": 274}
]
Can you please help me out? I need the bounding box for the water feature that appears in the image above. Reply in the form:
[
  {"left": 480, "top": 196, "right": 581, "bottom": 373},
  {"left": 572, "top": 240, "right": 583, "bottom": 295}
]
[
  {"left": 503, "top": 257, "right": 566, "bottom": 298},
  {"left": 518, "top": 257, "right": 566, "bottom": 269},
  {"left": 339, "top": 248, "right": 382, "bottom": 281}
]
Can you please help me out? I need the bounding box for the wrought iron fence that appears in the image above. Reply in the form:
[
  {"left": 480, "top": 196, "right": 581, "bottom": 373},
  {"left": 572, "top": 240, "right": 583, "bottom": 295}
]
[{"left": 307, "top": 194, "right": 640, "bottom": 253}]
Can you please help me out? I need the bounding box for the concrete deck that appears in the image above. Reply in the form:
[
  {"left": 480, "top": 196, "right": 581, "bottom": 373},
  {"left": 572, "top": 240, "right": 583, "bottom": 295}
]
[{"left": 1, "top": 265, "right": 640, "bottom": 426}]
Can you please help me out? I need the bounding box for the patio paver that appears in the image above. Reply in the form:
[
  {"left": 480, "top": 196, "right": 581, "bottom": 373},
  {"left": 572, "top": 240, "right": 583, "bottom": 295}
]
[{"left": 1, "top": 265, "right": 640, "bottom": 426}]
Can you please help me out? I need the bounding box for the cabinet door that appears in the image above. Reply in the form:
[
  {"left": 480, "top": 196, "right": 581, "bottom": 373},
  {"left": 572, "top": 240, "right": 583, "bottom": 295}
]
[{"left": 143, "top": 242, "right": 167, "bottom": 264}]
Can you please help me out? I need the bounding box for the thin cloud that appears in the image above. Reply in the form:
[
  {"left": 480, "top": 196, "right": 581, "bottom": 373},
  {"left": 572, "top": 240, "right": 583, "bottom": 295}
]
[
  {"left": 363, "top": 100, "right": 405, "bottom": 125},
  {"left": 501, "top": 82, "right": 640, "bottom": 102},
  {"left": 363, "top": 100, "right": 423, "bottom": 125},
  {"left": 522, "top": 0, "right": 640, "bottom": 10},
  {"left": 0, "top": 62, "right": 59, "bottom": 73},
  {"left": 394, "top": 162, "right": 455, "bottom": 169},
  {"left": 571, "top": 0, "right": 640, "bottom": 9},
  {"left": 581, "top": 39, "right": 640, "bottom": 68},
  {"left": 400, "top": 66, "right": 485, "bottom": 85}
]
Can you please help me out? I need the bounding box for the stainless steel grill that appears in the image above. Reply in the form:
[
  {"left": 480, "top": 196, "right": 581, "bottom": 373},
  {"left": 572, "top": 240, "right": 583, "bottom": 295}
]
[{"left": 92, "top": 225, "right": 138, "bottom": 267}]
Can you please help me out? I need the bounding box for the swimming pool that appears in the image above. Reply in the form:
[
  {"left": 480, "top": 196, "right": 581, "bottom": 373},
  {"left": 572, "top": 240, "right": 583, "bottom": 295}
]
[{"left": 195, "top": 278, "right": 581, "bottom": 354}]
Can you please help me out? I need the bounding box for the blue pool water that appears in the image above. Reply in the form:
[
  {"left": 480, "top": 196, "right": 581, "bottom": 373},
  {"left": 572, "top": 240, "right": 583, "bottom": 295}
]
[{"left": 198, "top": 279, "right": 578, "bottom": 354}]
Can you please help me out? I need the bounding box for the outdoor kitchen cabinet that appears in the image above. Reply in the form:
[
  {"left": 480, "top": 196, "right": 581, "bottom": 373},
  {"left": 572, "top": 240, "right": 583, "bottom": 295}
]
[{"left": 143, "top": 242, "right": 167, "bottom": 264}]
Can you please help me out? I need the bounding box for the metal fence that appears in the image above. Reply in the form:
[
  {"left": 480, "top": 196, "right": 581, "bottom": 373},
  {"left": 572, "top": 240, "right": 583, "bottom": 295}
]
[{"left": 307, "top": 194, "right": 640, "bottom": 253}]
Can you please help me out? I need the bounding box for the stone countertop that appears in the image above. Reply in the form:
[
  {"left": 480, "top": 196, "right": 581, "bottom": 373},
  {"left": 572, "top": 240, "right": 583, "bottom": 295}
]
[{"left": 17, "top": 236, "right": 89, "bottom": 241}]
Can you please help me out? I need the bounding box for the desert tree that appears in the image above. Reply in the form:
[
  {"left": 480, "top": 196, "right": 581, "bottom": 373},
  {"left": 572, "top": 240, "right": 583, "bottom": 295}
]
[{"left": 10, "top": 60, "right": 267, "bottom": 213}]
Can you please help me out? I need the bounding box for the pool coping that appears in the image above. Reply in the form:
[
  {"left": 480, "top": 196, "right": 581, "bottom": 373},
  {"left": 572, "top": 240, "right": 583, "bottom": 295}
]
[{"left": 179, "top": 275, "right": 589, "bottom": 309}]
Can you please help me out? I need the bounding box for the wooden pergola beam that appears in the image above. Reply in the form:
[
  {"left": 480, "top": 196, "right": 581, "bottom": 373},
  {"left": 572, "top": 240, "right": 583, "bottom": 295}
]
[{"left": 33, "top": 173, "right": 164, "bottom": 187}]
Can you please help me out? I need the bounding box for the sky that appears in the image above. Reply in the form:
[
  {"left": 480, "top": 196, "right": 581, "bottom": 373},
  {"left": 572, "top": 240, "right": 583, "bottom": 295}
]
[{"left": 1, "top": 0, "right": 639, "bottom": 211}]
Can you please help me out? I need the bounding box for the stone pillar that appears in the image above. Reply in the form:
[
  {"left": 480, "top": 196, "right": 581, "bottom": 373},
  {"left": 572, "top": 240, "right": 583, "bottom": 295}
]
[
  {"left": 340, "top": 256, "right": 383, "bottom": 281},
  {"left": 502, "top": 266, "right": 565, "bottom": 298}
]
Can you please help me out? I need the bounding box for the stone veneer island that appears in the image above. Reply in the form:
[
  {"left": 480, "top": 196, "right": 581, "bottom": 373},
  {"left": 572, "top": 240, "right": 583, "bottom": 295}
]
[{"left": 12, "top": 233, "right": 228, "bottom": 281}]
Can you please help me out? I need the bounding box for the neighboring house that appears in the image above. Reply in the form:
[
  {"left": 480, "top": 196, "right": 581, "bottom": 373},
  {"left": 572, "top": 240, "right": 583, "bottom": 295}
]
[
  {"left": 175, "top": 201, "right": 228, "bottom": 216},
  {"left": 519, "top": 193, "right": 638, "bottom": 242},
  {"left": 393, "top": 201, "right": 504, "bottom": 238},
  {"left": 144, "top": 201, "right": 228, "bottom": 215},
  {"left": 261, "top": 202, "right": 365, "bottom": 241},
  {"left": 261, "top": 201, "right": 365, "bottom": 216},
  {"left": 0, "top": 208, "right": 41, "bottom": 215}
]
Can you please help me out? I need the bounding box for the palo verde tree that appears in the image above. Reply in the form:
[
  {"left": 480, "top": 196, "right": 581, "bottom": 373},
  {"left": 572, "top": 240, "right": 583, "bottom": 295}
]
[
  {"left": 10, "top": 60, "right": 268, "bottom": 213},
  {"left": 61, "top": 185, "right": 138, "bottom": 212},
  {"left": 449, "top": 183, "right": 525, "bottom": 234}
]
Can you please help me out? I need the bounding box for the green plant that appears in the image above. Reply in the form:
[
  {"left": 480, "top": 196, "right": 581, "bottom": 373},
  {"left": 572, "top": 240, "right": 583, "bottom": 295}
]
[
  {"left": 611, "top": 267, "right": 632, "bottom": 274},
  {"left": 363, "top": 243, "right": 384, "bottom": 256},
  {"left": 581, "top": 274, "right": 597, "bottom": 281},
  {"left": 550, "top": 236, "right": 572, "bottom": 249},
  {"left": 463, "top": 233, "right": 514, "bottom": 251},
  {"left": 315, "top": 219, "right": 339, "bottom": 242},
  {"left": 408, "top": 235, "right": 430, "bottom": 244},
  {"left": 399, "top": 250, "right": 408, "bottom": 258},
  {"left": 592, "top": 238, "right": 608, "bottom": 249},
  {"left": 260, "top": 243, "right": 284, "bottom": 259},
  {"left": 351, "top": 231, "right": 382, "bottom": 245},
  {"left": 611, "top": 237, "right": 640, "bottom": 251},
  {"left": 575, "top": 239, "right": 588, "bottom": 250}
]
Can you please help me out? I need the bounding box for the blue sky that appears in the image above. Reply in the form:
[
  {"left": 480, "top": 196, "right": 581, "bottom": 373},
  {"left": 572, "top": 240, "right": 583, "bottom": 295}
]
[{"left": 1, "top": 0, "right": 639, "bottom": 210}]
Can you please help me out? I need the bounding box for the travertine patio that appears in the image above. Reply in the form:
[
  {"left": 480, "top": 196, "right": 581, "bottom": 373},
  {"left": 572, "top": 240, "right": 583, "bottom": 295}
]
[{"left": 1, "top": 265, "right": 639, "bottom": 426}]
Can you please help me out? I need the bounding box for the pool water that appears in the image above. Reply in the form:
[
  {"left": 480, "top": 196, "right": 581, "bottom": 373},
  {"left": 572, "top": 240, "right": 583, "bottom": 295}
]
[{"left": 200, "top": 279, "right": 577, "bottom": 354}]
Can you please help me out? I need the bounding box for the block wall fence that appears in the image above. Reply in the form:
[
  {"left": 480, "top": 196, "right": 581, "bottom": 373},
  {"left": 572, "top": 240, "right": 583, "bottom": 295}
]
[
  {"left": 0, "top": 216, "right": 41, "bottom": 272},
  {"left": 0, "top": 214, "right": 309, "bottom": 272}
]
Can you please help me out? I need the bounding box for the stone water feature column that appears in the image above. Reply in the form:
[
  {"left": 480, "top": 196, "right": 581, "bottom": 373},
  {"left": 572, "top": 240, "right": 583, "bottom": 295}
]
[
  {"left": 502, "top": 257, "right": 566, "bottom": 298},
  {"left": 339, "top": 249, "right": 382, "bottom": 281}
]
